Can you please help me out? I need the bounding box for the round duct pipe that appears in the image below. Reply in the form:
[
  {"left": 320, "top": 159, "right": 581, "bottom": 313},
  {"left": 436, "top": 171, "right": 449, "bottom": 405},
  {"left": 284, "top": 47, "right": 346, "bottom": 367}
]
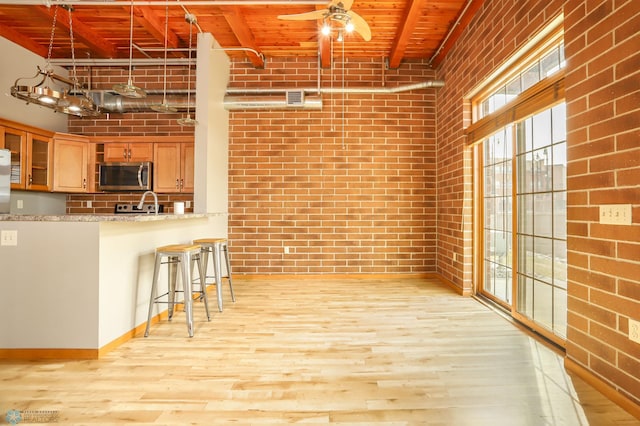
[
  {"left": 96, "top": 93, "right": 195, "bottom": 113},
  {"left": 223, "top": 95, "right": 323, "bottom": 111}
]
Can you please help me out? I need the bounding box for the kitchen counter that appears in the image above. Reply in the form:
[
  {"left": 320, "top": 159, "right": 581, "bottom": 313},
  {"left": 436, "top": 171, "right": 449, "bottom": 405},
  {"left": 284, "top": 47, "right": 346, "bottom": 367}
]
[
  {"left": 0, "top": 212, "right": 211, "bottom": 222},
  {"left": 0, "top": 212, "right": 227, "bottom": 358}
]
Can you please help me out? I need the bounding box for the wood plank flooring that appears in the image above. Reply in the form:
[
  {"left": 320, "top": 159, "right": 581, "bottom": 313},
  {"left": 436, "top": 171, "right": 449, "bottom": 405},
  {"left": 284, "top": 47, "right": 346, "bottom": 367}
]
[{"left": 1, "top": 277, "right": 638, "bottom": 425}]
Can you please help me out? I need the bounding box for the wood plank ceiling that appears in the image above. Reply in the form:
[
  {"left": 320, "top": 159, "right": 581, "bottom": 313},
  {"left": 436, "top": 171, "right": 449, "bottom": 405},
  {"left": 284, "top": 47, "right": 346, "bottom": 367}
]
[{"left": 0, "top": 0, "right": 483, "bottom": 69}]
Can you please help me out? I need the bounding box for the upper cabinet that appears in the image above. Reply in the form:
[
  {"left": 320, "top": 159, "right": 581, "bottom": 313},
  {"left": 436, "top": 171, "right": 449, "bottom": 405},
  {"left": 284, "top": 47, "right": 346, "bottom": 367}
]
[
  {"left": 0, "top": 120, "right": 53, "bottom": 192},
  {"left": 27, "top": 133, "right": 53, "bottom": 191},
  {"left": 103, "top": 142, "right": 153, "bottom": 162},
  {"left": 154, "top": 143, "right": 194, "bottom": 193},
  {"left": 53, "top": 133, "right": 91, "bottom": 193}
]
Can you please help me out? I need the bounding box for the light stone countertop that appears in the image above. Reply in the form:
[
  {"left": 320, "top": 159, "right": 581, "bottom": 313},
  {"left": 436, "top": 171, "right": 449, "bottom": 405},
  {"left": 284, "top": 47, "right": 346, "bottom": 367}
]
[{"left": 0, "top": 213, "right": 217, "bottom": 222}]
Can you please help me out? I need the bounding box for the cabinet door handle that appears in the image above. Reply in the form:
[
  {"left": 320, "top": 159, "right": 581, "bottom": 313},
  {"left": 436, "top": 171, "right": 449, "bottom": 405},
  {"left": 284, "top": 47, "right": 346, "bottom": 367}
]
[
  {"left": 28, "top": 174, "right": 32, "bottom": 185},
  {"left": 128, "top": 149, "right": 132, "bottom": 160},
  {"left": 83, "top": 178, "right": 87, "bottom": 189},
  {"left": 175, "top": 179, "right": 180, "bottom": 189},
  {"left": 123, "top": 148, "right": 127, "bottom": 160},
  {"left": 180, "top": 179, "right": 184, "bottom": 190}
]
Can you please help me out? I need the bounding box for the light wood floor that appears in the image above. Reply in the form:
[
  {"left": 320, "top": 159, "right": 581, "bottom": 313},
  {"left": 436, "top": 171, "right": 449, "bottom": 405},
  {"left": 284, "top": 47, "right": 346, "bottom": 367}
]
[{"left": 1, "top": 277, "right": 638, "bottom": 425}]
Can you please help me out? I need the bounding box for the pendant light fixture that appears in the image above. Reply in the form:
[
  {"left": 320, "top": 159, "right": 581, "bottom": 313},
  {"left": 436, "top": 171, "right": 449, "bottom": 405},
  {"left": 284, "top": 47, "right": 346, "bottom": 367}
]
[
  {"left": 177, "top": 13, "right": 197, "bottom": 126},
  {"left": 112, "top": 0, "right": 146, "bottom": 98},
  {"left": 151, "top": 3, "right": 176, "bottom": 113},
  {"left": 10, "top": 5, "right": 99, "bottom": 117}
]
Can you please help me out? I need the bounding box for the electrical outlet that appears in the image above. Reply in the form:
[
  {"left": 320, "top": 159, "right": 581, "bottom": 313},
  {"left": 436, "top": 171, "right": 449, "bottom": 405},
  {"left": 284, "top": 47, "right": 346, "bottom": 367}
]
[
  {"left": 1, "top": 230, "right": 18, "bottom": 246},
  {"left": 599, "top": 204, "right": 632, "bottom": 225},
  {"left": 86, "top": 200, "right": 92, "bottom": 208},
  {"left": 186, "top": 200, "right": 191, "bottom": 208},
  {"left": 630, "top": 319, "right": 640, "bottom": 344},
  {"left": 17, "top": 199, "right": 23, "bottom": 209},
  {"left": 284, "top": 246, "right": 290, "bottom": 254}
]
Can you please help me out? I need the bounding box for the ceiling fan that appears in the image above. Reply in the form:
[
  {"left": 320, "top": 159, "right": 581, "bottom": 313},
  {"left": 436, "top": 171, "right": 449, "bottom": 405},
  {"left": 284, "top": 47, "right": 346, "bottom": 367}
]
[{"left": 278, "top": 0, "right": 371, "bottom": 41}]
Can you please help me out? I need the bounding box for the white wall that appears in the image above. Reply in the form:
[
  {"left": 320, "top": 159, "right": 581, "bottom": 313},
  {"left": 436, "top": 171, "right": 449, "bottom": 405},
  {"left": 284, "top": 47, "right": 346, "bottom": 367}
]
[
  {"left": 0, "top": 221, "right": 100, "bottom": 348},
  {"left": 194, "top": 33, "right": 230, "bottom": 218},
  {"left": 0, "top": 215, "right": 228, "bottom": 349},
  {"left": 0, "top": 37, "right": 68, "bottom": 132}
]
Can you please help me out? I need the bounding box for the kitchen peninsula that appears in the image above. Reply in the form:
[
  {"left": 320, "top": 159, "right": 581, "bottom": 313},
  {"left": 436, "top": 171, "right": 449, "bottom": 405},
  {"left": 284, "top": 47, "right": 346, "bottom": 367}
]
[{"left": 0, "top": 212, "right": 226, "bottom": 359}]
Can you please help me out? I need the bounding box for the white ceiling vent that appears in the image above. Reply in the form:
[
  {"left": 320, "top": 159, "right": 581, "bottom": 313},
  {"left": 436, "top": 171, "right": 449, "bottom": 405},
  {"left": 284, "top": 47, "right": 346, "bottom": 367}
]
[{"left": 286, "top": 90, "right": 304, "bottom": 106}]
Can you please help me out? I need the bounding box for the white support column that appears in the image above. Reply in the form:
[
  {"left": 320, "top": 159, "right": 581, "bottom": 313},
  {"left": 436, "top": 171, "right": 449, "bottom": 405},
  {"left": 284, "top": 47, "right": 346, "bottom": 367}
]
[{"left": 194, "top": 32, "right": 230, "bottom": 217}]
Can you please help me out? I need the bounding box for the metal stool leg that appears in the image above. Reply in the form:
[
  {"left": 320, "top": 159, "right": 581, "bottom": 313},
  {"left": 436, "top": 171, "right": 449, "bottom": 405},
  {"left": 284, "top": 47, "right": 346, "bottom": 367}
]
[
  {"left": 168, "top": 255, "right": 179, "bottom": 320},
  {"left": 222, "top": 243, "right": 236, "bottom": 302},
  {"left": 144, "top": 252, "right": 163, "bottom": 337},
  {"left": 213, "top": 243, "right": 223, "bottom": 312},
  {"left": 193, "top": 252, "right": 211, "bottom": 321},
  {"left": 182, "top": 251, "right": 194, "bottom": 337}
]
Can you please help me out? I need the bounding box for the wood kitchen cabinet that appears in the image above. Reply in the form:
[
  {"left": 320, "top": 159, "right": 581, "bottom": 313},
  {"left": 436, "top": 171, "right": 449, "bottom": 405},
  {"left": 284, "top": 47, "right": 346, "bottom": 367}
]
[
  {"left": 52, "top": 133, "right": 91, "bottom": 193},
  {"left": 0, "top": 121, "right": 53, "bottom": 191},
  {"left": 103, "top": 142, "right": 153, "bottom": 162},
  {"left": 154, "top": 143, "right": 194, "bottom": 193}
]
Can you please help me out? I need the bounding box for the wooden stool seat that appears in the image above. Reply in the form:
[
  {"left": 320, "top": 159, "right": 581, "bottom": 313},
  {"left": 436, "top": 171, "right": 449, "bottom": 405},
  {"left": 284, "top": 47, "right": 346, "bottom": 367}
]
[
  {"left": 157, "top": 244, "right": 202, "bottom": 253},
  {"left": 193, "top": 238, "right": 227, "bottom": 244},
  {"left": 193, "top": 238, "right": 235, "bottom": 312},
  {"left": 144, "top": 243, "right": 210, "bottom": 338}
]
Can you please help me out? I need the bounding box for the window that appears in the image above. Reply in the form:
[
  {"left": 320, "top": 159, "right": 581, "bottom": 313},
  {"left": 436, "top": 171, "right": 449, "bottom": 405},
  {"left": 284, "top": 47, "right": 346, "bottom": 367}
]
[{"left": 469, "top": 22, "right": 567, "bottom": 345}]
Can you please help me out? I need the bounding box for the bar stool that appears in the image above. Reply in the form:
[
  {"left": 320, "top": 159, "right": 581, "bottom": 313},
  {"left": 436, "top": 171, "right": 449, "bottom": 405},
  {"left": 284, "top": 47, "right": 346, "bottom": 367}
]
[
  {"left": 193, "top": 238, "right": 236, "bottom": 312},
  {"left": 144, "top": 244, "right": 210, "bottom": 338}
]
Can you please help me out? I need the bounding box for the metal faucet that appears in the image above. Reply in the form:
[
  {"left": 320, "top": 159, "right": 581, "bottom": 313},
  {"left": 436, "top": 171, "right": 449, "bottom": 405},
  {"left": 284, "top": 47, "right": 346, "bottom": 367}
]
[{"left": 137, "top": 190, "right": 159, "bottom": 215}]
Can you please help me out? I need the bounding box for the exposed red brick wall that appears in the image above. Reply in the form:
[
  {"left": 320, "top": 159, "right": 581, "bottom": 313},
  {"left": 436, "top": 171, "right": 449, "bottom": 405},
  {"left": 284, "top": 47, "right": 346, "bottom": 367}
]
[
  {"left": 564, "top": 0, "right": 640, "bottom": 406},
  {"left": 228, "top": 57, "right": 438, "bottom": 274},
  {"left": 68, "top": 65, "right": 195, "bottom": 136},
  {"left": 436, "top": 0, "right": 639, "bottom": 407},
  {"left": 66, "top": 65, "right": 195, "bottom": 213},
  {"left": 435, "top": 0, "right": 565, "bottom": 291}
]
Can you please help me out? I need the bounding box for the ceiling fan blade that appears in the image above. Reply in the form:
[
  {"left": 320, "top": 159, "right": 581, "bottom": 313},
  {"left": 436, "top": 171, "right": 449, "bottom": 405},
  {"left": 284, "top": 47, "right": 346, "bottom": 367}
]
[
  {"left": 347, "top": 10, "right": 371, "bottom": 41},
  {"left": 277, "top": 9, "right": 327, "bottom": 21},
  {"left": 330, "top": 0, "right": 354, "bottom": 11}
]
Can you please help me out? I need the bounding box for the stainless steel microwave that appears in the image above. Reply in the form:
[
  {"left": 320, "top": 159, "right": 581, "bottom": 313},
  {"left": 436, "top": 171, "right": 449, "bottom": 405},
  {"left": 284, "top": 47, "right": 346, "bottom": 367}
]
[{"left": 98, "top": 162, "right": 152, "bottom": 191}]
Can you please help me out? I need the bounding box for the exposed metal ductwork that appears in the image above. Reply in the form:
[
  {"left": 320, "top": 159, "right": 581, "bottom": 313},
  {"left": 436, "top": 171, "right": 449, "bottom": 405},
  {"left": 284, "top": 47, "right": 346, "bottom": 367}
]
[
  {"left": 223, "top": 80, "right": 444, "bottom": 110},
  {"left": 84, "top": 90, "right": 195, "bottom": 113},
  {"left": 223, "top": 95, "right": 323, "bottom": 111},
  {"left": 73, "top": 80, "right": 443, "bottom": 113}
]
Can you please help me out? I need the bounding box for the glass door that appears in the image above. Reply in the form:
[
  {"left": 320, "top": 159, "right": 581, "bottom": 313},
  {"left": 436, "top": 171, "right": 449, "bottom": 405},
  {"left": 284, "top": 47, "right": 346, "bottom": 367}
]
[
  {"left": 515, "top": 104, "right": 567, "bottom": 341},
  {"left": 27, "top": 133, "right": 52, "bottom": 191},
  {"left": 479, "top": 104, "right": 567, "bottom": 344},
  {"left": 482, "top": 126, "right": 513, "bottom": 308},
  {"left": 1, "top": 127, "right": 26, "bottom": 189}
]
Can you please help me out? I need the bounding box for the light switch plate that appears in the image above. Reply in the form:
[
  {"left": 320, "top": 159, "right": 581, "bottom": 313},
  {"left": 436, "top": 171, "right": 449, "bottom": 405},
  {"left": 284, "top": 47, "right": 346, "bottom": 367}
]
[
  {"left": 1, "top": 230, "right": 18, "bottom": 246},
  {"left": 599, "top": 204, "right": 632, "bottom": 225}
]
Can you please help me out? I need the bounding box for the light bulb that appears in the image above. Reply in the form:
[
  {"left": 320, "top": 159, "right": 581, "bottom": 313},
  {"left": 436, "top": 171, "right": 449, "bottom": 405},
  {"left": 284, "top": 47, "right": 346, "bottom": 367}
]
[
  {"left": 321, "top": 24, "right": 331, "bottom": 36},
  {"left": 345, "top": 22, "right": 355, "bottom": 33}
]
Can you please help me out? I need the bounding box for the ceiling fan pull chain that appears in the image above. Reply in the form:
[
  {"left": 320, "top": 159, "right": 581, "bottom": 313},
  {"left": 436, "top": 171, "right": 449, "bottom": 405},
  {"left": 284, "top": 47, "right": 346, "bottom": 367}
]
[{"left": 342, "top": 34, "right": 346, "bottom": 150}]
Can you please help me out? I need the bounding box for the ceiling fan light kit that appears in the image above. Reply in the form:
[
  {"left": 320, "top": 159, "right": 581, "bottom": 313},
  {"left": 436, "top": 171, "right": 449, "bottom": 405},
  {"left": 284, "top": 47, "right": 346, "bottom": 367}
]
[{"left": 278, "top": 0, "right": 371, "bottom": 42}]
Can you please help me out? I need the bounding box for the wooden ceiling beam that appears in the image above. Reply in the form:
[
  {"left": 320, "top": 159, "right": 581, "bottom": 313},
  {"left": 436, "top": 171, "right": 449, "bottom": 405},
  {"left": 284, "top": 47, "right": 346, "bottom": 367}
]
[
  {"left": 387, "top": 0, "right": 426, "bottom": 69},
  {"left": 220, "top": 6, "right": 265, "bottom": 69},
  {"left": 35, "top": 6, "right": 118, "bottom": 59},
  {"left": 133, "top": 6, "right": 181, "bottom": 51},
  {"left": 0, "top": 24, "right": 49, "bottom": 58}
]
